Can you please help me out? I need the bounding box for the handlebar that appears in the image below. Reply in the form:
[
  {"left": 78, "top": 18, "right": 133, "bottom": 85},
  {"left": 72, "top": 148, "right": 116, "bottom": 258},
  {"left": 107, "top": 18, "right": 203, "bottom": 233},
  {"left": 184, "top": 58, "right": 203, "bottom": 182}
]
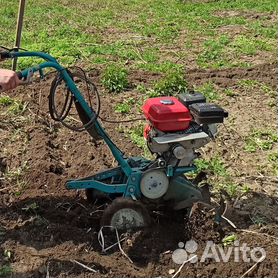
[
  {"left": 0, "top": 50, "right": 51, "bottom": 92},
  {"left": 0, "top": 51, "right": 91, "bottom": 114},
  {"left": 1, "top": 50, "right": 57, "bottom": 62},
  {"left": 0, "top": 50, "right": 62, "bottom": 93},
  {"left": 0, "top": 51, "right": 10, "bottom": 60},
  {"left": 0, "top": 49, "right": 131, "bottom": 173}
]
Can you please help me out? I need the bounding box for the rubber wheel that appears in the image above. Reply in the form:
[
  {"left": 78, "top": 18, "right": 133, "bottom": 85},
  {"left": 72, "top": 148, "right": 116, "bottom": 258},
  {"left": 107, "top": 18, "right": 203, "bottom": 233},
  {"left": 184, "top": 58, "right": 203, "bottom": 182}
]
[{"left": 100, "top": 197, "right": 151, "bottom": 230}]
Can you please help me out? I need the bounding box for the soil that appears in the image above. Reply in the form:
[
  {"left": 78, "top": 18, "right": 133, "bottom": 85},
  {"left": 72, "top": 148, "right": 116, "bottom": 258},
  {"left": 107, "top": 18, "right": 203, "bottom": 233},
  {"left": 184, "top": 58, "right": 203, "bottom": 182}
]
[{"left": 0, "top": 61, "right": 277, "bottom": 278}]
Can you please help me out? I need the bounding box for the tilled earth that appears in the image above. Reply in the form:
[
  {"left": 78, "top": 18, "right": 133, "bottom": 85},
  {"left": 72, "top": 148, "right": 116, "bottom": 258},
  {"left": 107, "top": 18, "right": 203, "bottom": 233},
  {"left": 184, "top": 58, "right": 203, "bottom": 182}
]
[{"left": 0, "top": 63, "right": 277, "bottom": 277}]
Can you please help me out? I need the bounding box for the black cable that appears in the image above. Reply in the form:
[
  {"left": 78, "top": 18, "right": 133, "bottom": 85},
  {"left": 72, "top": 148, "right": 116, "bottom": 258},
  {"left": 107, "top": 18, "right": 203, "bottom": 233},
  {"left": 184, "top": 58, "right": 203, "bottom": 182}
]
[
  {"left": 1, "top": 47, "right": 144, "bottom": 141},
  {"left": 0, "top": 45, "right": 28, "bottom": 52},
  {"left": 49, "top": 71, "right": 73, "bottom": 121},
  {"left": 0, "top": 45, "right": 10, "bottom": 50},
  {"left": 98, "top": 115, "right": 145, "bottom": 123},
  {"left": 0, "top": 48, "right": 145, "bottom": 133},
  {"left": 48, "top": 68, "right": 101, "bottom": 132},
  {"left": 61, "top": 67, "right": 146, "bottom": 125},
  {"left": 70, "top": 68, "right": 101, "bottom": 131},
  {"left": 12, "top": 46, "right": 28, "bottom": 51},
  {"left": 48, "top": 67, "right": 148, "bottom": 159}
]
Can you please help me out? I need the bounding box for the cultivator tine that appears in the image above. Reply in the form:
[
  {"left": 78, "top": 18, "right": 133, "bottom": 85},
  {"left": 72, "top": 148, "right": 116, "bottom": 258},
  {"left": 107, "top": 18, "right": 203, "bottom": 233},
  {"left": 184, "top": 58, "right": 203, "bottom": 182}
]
[
  {"left": 188, "top": 201, "right": 215, "bottom": 219},
  {"left": 213, "top": 191, "right": 236, "bottom": 229},
  {"left": 200, "top": 183, "right": 212, "bottom": 204}
]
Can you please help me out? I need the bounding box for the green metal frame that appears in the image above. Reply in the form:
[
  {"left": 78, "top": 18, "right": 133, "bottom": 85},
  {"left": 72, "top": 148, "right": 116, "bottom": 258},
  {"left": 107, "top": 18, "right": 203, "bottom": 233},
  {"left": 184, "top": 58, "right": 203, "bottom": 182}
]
[{"left": 6, "top": 51, "right": 201, "bottom": 203}]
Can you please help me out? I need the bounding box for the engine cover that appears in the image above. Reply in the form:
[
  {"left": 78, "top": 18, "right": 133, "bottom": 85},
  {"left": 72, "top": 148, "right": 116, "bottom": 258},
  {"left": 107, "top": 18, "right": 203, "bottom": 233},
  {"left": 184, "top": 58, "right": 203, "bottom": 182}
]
[{"left": 142, "top": 97, "right": 192, "bottom": 132}]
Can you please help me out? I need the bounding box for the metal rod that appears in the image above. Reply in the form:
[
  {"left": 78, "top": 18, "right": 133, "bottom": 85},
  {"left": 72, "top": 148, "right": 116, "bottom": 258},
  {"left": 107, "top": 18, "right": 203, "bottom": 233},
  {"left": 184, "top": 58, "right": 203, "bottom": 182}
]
[{"left": 12, "top": 0, "right": 26, "bottom": 71}]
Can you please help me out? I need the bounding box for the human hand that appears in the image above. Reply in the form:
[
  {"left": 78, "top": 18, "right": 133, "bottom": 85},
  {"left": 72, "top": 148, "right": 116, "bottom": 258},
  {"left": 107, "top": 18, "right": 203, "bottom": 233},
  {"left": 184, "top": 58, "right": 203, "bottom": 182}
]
[{"left": 0, "top": 69, "right": 20, "bottom": 91}]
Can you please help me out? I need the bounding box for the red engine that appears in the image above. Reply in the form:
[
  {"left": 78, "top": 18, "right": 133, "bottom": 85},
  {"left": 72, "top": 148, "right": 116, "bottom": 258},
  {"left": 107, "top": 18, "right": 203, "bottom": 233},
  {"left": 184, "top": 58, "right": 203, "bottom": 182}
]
[
  {"left": 142, "top": 96, "right": 192, "bottom": 134},
  {"left": 141, "top": 93, "right": 228, "bottom": 167}
]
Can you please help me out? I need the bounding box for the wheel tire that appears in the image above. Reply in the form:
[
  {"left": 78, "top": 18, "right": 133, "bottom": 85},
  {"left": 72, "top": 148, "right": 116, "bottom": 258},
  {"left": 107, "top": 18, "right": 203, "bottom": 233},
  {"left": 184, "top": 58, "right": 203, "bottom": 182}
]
[{"left": 100, "top": 197, "right": 151, "bottom": 230}]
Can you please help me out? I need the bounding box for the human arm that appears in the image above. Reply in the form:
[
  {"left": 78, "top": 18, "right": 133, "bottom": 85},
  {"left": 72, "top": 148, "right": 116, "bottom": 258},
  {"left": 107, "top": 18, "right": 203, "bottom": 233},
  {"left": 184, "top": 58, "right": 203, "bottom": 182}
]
[{"left": 0, "top": 69, "right": 20, "bottom": 91}]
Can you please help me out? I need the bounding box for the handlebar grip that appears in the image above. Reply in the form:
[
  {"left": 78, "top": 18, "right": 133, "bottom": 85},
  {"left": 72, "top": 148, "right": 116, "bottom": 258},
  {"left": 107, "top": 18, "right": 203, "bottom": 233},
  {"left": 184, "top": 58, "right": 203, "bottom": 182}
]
[{"left": 0, "top": 51, "right": 11, "bottom": 60}]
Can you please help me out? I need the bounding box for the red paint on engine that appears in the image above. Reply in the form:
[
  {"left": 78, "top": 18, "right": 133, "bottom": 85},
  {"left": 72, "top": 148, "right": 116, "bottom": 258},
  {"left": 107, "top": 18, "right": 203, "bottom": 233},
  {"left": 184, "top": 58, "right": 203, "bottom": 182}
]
[
  {"left": 144, "top": 124, "right": 151, "bottom": 139},
  {"left": 142, "top": 97, "right": 192, "bottom": 132}
]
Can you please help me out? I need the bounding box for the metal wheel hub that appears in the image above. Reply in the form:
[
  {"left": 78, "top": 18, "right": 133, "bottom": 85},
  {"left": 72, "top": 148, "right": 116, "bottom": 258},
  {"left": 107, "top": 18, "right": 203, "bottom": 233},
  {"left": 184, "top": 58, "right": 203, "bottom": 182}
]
[
  {"left": 140, "top": 170, "right": 169, "bottom": 199},
  {"left": 111, "top": 208, "right": 145, "bottom": 229}
]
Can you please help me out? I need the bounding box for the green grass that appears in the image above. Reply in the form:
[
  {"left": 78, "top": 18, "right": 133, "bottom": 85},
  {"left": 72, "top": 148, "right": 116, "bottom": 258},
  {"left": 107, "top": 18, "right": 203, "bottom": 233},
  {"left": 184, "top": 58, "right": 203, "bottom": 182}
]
[
  {"left": 268, "top": 152, "right": 278, "bottom": 175},
  {"left": 129, "top": 124, "right": 145, "bottom": 149},
  {"left": 115, "top": 98, "right": 135, "bottom": 114},
  {"left": 244, "top": 129, "right": 278, "bottom": 153},
  {"left": 237, "top": 79, "right": 260, "bottom": 89},
  {"left": 197, "top": 35, "right": 231, "bottom": 68},
  {"left": 0, "top": 0, "right": 276, "bottom": 72},
  {"left": 222, "top": 234, "right": 237, "bottom": 246},
  {"left": 0, "top": 0, "right": 277, "bottom": 198},
  {"left": 231, "top": 35, "right": 273, "bottom": 55},
  {"left": 195, "top": 157, "right": 228, "bottom": 177},
  {"left": 115, "top": 102, "right": 131, "bottom": 114},
  {"left": 127, "top": 123, "right": 152, "bottom": 158},
  {"left": 4, "top": 161, "right": 29, "bottom": 195},
  {"left": 249, "top": 20, "right": 277, "bottom": 39},
  {"left": 0, "top": 96, "right": 14, "bottom": 106},
  {"left": 238, "top": 79, "right": 276, "bottom": 98},
  {"left": 101, "top": 64, "right": 129, "bottom": 93},
  {"left": 223, "top": 88, "right": 236, "bottom": 97},
  {"left": 0, "top": 265, "right": 12, "bottom": 277},
  {"left": 0, "top": 96, "right": 27, "bottom": 115},
  {"left": 194, "top": 82, "right": 219, "bottom": 101},
  {"left": 154, "top": 70, "right": 187, "bottom": 96},
  {"left": 219, "top": 182, "right": 251, "bottom": 198},
  {"left": 197, "top": 33, "right": 275, "bottom": 69},
  {"left": 194, "top": 156, "right": 253, "bottom": 198},
  {"left": 138, "top": 61, "right": 183, "bottom": 74}
]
